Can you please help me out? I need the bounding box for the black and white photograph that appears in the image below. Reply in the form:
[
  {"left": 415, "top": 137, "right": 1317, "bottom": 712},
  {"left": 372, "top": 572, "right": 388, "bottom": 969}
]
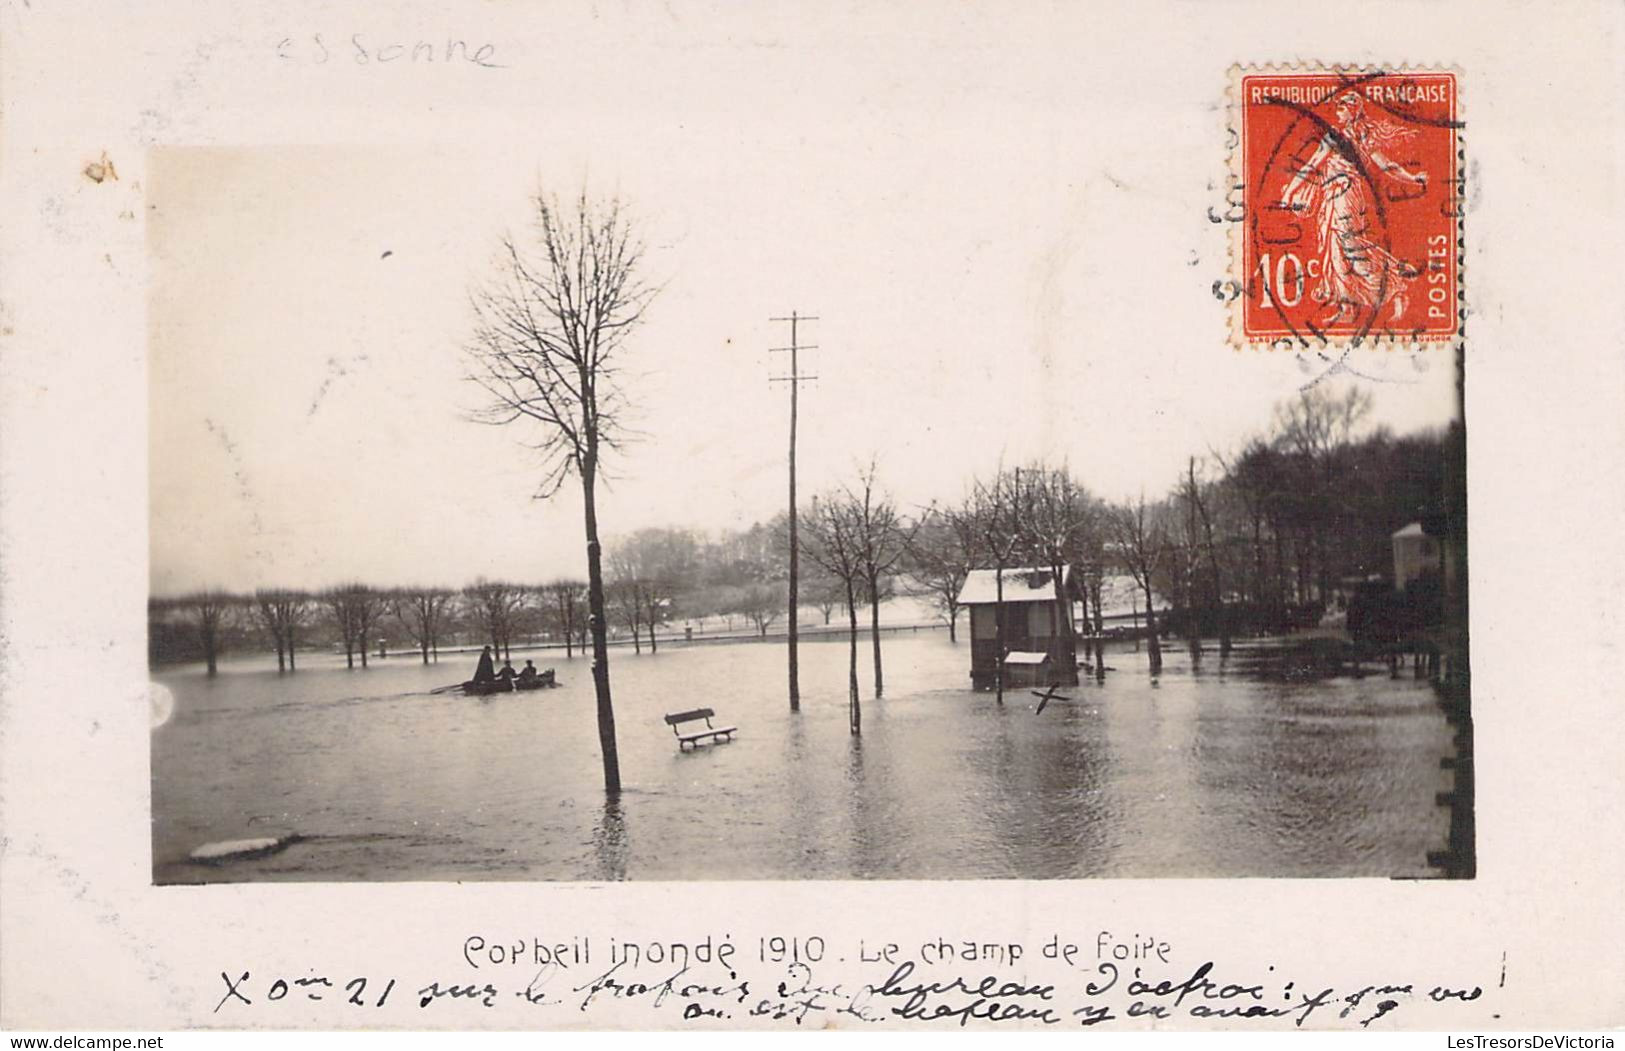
[{"left": 146, "top": 140, "right": 1467, "bottom": 883}]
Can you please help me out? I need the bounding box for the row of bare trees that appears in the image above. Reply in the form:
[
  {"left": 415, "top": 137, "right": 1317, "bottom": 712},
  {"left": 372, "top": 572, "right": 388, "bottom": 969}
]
[{"left": 148, "top": 580, "right": 595, "bottom": 676}]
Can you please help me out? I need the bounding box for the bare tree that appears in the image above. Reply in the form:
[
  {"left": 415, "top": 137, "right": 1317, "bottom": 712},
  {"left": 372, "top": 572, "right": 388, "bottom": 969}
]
[
  {"left": 322, "top": 589, "right": 356, "bottom": 668},
  {"left": 1011, "top": 464, "right": 1099, "bottom": 667},
  {"left": 1272, "top": 387, "right": 1374, "bottom": 603},
  {"left": 322, "top": 585, "right": 385, "bottom": 669},
  {"left": 283, "top": 590, "right": 312, "bottom": 670},
  {"left": 464, "top": 187, "right": 655, "bottom": 796},
  {"left": 641, "top": 586, "right": 671, "bottom": 651},
  {"left": 392, "top": 587, "right": 454, "bottom": 664},
  {"left": 611, "top": 528, "right": 696, "bottom": 653},
  {"left": 804, "top": 570, "right": 844, "bottom": 627},
  {"left": 1214, "top": 436, "right": 1285, "bottom": 612},
  {"left": 465, "top": 580, "right": 527, "bottom": 661},
  {"left": 738, "top": 582, "right": 784, "bottom": 637},
  {"left": 848, "top": 462, "right": 919, "bottom": 698},
  {"left": 695, "top": 584, "right": 744, "bottom": 633},
  {"left": 1180, "top": 456, "right": 1233, "bottom": 658},
  {"left": 251, "top": 590, "right": 288, "bottom": 671},
  {"left": 1110, "top": 496, "right": 1169, "bottom": 675},
  {"left": 905, "top": 503, "right": 980, "bottom": 642},
  {"left": 801, "top": 493, "right": 866, "bottom": 735},
  {"left": 356, "top": 587, "right": 386, "bottom": 666},
  {"left": 608, "top": 569, "right": 645, "bottom": 654},
  {"left": 543, "top": 580, "right": 585, "bottom": 658},
  {"left": 1168, "top": 465, "right": 1204, "bottom": 660},
  {"left": 254, "top": 589, "right": 312, "bottom": 672},
  {"left": 721, "top": 584, "right": 744, "bottom": 633},
  {"left": 969, "top": 469, "right": 1026, "bottom": 704},
  {"left": 170, "top": 590, "right": 238, "bottom": 676}
]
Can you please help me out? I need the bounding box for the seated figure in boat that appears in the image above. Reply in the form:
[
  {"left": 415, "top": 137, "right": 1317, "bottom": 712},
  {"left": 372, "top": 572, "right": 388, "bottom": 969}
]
[
  {"left": 516, "top": 660, "right": 539, "bottom": 683},
  {"left": 495, "top": 660, "right": 517, "bottom": 683},
  {"left": 472, "top": 645, "right": 496, "bottom": 683}
]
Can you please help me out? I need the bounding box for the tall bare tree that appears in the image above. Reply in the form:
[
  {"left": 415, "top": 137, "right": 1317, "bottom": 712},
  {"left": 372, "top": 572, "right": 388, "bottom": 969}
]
[
  {"left": 465, "top": 188, "right": 655, "bottom": 796},
  {"left": 801, "top": 493, "right": 866, "bottom": 735},
  {"left": 847, "top": 462, "right": 919, "bottom": 699}
]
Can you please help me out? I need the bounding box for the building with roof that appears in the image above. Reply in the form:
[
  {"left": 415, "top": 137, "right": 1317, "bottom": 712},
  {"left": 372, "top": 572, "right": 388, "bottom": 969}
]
[{"left": 955, "top": 565, "right": 1081, "bottom": 689}]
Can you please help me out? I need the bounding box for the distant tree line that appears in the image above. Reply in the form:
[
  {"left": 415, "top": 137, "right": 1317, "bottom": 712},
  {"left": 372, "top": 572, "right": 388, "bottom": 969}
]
[
  {"left": 149, "top": 581, "right": 582, "bottom": 675},
  {"left": 147, "top": 526, "right": 868, "bottom": 675}
]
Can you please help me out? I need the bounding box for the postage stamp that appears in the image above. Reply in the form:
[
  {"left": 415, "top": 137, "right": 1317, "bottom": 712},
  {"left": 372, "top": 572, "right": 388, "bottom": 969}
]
[{"left": 1227, "top": 66, "right": 1462, "bottom": 348}]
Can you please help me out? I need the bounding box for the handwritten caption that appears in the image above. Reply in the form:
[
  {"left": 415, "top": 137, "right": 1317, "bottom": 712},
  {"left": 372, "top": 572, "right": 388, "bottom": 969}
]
[
  {"left": 211, "top": 930, "right": 1499, "bottom": 1029},
  {"left": 276, "top": 34, "right": 504, "bottom": 69}
]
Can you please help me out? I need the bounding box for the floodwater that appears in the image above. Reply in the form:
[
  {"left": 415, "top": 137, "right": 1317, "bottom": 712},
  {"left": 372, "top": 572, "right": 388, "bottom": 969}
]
[{"left": 150, "top": 631, "right": 1453, "bottom": 882}]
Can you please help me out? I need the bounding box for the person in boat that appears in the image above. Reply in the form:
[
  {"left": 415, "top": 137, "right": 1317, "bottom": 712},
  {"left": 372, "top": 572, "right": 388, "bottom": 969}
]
[
  {"left": 495, "top": 660, "right": 517, "bottom": 684},
  {"left": 516, "top": 660, "right": 538, "bottom": 683},
  {"left": 472, "top": 645, "right": 496, "bottom": 684}
]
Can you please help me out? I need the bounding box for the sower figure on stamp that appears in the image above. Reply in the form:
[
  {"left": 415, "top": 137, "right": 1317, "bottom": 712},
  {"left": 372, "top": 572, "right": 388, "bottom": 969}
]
[{"left": 1281, "top": 92, "right": 1430, "bottom": 327}]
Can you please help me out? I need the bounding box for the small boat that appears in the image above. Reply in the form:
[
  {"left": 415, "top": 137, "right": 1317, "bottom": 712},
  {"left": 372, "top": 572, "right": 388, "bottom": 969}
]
[{"left": 462, "top": 668, "right": 557, "bottom": 696}]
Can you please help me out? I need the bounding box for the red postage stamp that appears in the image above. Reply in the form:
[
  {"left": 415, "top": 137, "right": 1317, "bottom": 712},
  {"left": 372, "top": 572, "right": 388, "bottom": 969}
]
[{"left": 1228, "top": 66, "right": 1462, "bottom": 347}]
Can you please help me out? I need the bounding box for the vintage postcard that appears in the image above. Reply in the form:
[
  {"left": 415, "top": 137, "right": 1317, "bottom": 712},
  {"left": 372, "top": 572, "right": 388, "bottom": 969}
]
[{"left": 3, "top": 0, "right": 1624, "bottom": 1038}]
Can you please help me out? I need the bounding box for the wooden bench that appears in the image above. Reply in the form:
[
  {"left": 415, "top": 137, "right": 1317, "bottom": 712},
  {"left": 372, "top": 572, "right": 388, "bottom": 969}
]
[{"left": 664, "top": 707, "right": 737, "bottom": 750}]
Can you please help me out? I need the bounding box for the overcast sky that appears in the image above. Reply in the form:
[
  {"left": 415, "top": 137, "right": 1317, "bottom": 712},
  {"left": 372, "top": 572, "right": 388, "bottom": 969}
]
[{"left": 148, "top": 56, "right": 1457, "bottom": 596}]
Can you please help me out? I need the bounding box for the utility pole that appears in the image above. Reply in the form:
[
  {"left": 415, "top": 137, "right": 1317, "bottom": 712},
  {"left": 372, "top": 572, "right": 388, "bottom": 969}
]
[{"left": 770, "top": 311, "right": 817, "bottom": 713}]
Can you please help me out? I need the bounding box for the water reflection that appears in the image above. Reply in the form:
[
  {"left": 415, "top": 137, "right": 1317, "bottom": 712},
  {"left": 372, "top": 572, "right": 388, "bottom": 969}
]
[
  {"left": 1034, "top": 694, "right": 1113, "bottom": 877},
  {"left": 591, "top": 797, "right": 628, "bottom": 881},
  {"left": 844, "top": 734, "right": 875, "bottom": 877},
  {"left": 780, "top": 714, "right": 827, "bottom": 873}
]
